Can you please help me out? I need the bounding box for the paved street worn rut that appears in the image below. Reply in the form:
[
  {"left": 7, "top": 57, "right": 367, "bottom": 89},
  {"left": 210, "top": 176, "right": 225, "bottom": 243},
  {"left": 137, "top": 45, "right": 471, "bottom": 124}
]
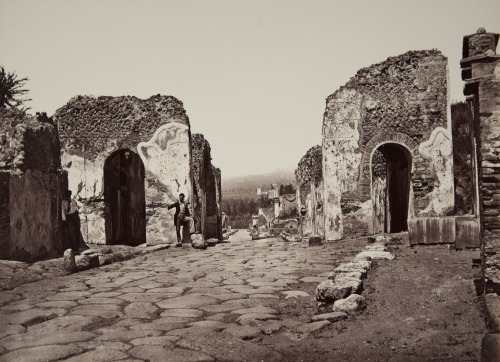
[{"left": 0, "top": 230, "right": 486, "bottom": 361}]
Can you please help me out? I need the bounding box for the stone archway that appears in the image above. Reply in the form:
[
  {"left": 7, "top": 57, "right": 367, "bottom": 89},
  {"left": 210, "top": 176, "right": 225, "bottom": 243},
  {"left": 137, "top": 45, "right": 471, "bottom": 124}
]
[
  {"left": 104, "top": 149, "right": 146, "bottom": 246},
  {"left": 371, "top": 143, "right": 412, "bottom": 234}
]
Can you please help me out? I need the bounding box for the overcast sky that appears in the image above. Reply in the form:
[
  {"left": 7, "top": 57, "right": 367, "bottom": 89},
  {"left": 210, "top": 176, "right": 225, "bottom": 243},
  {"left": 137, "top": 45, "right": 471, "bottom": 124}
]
[{"left": 1, "top": 0, "right": 499, "bottom": 177}]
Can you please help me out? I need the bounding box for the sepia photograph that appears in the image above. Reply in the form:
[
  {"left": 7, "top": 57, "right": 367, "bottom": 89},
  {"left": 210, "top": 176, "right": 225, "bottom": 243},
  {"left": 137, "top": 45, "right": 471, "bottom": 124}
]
[{"left": 0, "top": 0, "right": 499, "bottom": 360}]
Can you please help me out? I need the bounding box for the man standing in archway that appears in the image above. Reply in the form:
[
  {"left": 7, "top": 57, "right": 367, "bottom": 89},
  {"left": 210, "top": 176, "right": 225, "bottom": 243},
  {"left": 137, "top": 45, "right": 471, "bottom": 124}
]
[{"left": 168, "top": 193, "right": 194, "bottom": 246}]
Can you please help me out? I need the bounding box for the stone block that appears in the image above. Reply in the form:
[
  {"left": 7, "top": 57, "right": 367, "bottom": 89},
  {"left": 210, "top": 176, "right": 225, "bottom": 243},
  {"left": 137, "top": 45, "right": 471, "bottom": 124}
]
[
  {"left": 455, "top": 216, "right": 480, "bottom": 249},
  {"left": 63, "top": 249, "right": 77, "bottom": 273},
  {"left": 311, "top": 311, "right": 348, "bottom": 323},
  {"left": 482, "top": 334, "right": 500, "bottom": 362},
  {"left": 408, "top": 217, "right": 456, "bottom": 245},
  {"left": 75, "top": 254, "right": 100, "bottom": 271},
  {"left": 485, "top": 293, "right": 500, "bottom": 333},
  {"left": 316, "top": 278, "right": 362, "bottom": 303},
  {"left": 309, "top": 236, "right": 322, "bottom": 246}
]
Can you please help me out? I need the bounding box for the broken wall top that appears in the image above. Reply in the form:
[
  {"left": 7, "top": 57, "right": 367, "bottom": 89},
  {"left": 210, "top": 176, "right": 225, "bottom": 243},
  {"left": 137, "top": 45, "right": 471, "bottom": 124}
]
[
  {"left": 192, "top": 133, "right": 212, "bottom": 192},
  {"left": 324, "top": 49, "right": 449, "bottom": 147},
  {"left": 0, "top": 108, "right": 61, "bottom": 174},
  {"left": 295, "top": 145, "right": 322, "bottom": 187},
  {"left": 55, "top": 94, "right": 190, "bottom": 160}
]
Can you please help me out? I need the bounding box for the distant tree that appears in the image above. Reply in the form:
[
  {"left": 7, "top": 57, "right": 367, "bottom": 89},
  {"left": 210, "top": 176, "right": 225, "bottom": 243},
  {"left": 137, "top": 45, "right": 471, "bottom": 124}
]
[
  {"left": 0, "top": 66, "right": 31, "bottom": 111},
  {"left": 248, "top": 199, "right": 257, "bottom": 215},
  {"left": 259, "top": 195, "right": 272, "bottom": 208},
  {"left": 238, "top": 199, "right": 248, "bottom": 215},
  {"left": 283, "top": 183, "right": 296, "bottom": 195},
  {"left": 278, "top": 183, "right": 296, "bottom": 196}
]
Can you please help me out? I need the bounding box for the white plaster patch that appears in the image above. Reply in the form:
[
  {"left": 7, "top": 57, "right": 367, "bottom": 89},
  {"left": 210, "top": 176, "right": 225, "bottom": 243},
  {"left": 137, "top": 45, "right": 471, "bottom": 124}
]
[
  {"left": 61, "top": 153, "right": 104, "bottom": 199},
  {"left": 323, "top": 89, "right": 364, "bottom": 241},
  {"left": 137, "top": 123, "right": 191, "bottom": 203},
  {"left": 418, "top": 127, "right": 454, "bottom": 215}
]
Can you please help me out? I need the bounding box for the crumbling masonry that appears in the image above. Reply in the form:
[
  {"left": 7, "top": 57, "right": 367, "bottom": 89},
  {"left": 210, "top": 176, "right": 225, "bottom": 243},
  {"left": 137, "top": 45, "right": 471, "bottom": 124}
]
[
  {"left": 295, "top": 145, "right": 324, "bottom": 237},
  {"left": 0, "top": 94, "right": 222, "bottom": 260},
  {"left": 192, "top": 134, "right": 223, "bottom": 241},
  {"left": 55, "top": 95, "right": 194, "bottom": 246},
  {"left": 322, "top": 50, "right": 454, "bottom": 242},
  {"left": 0, "top": 110, "right": 67, "bottom": 261}
]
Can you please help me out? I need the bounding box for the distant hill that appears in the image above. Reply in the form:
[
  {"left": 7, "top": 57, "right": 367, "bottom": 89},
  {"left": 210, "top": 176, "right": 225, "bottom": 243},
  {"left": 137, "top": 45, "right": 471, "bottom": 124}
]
[{"left": 222, "top": 168, "right": 296, "bottom": 198}]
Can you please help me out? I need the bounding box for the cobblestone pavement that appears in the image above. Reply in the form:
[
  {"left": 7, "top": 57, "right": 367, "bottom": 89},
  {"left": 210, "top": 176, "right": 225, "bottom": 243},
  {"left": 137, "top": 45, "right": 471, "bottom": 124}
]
[
  {"left": 0, "top": 231, "right": 485, "bottom": 361},
  {"left": 0, "top": 231, "right": 366, "bottom": 361}
]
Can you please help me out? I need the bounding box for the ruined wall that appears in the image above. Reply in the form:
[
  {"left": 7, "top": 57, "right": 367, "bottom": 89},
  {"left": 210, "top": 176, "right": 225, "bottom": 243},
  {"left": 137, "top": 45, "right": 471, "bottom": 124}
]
[
  {"left": 461, "top": 28, "right": 500, "bottom": 293},
  {"left": 0, "top": 109, "right": 66, "bottom": 261},
  {"left": 213, "top": 165, "right": 223, "bottom": 240},
  {"left": 279, "top": 194, "right": 297, "bottom": 219},
  {"left": 451, "top": 102, "right": 476, "bottom": 215},
  {"left": 322, "top": 50, "right": 452, "bottom": 241},
  {"left": 54, "top": 95, "right": 192, "bottom": 245},
  {"left": 191, "top": 134, "right": 221, "bottom": 240},
  {"left": 192, "top": 133, "right": 208, "bottom": 235},
  {"left": 295, "top": 146, "right": 324, "bottom": 237}
]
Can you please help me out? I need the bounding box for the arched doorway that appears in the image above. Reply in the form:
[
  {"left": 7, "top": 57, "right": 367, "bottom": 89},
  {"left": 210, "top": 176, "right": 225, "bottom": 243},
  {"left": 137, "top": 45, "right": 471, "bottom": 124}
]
[
  {"left": 371, "top": 143, "right": 411, "bottom": 234},
  {"left": 104, "top": 149, "right": 146, "bottom": 246}
]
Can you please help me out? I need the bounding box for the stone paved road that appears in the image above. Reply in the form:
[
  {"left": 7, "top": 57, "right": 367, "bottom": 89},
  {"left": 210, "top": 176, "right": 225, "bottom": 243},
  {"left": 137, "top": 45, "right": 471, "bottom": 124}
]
[{"left": 0, "top": 230, "right": 366, "bottom": 361}]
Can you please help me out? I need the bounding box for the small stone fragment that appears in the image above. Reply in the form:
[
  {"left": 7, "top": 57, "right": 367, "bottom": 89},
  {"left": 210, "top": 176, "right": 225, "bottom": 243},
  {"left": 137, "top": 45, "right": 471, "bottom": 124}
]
[
  {"left": 206, "top": 238, "right": 218, "bottom": 247},
  {"left": 333, "top": 294, "right": 367, "bottom": 315},
  {"left": 63, "top": 249, "right": 77, "bottom": 273},
  {"left": 311, "top": 311, "right": 348, "bottom": 322},
  {"left": 75, "top": 254, "right": 99, "bottom": 271},
  {"left": 191, "top": 234, "right": 207, "bottom": 249},
  {"left": 281, "top": 290, "right": 310, "bottom": 299},
  {"left": 296, "top": 320, "right": 331, "bottom": 333}
]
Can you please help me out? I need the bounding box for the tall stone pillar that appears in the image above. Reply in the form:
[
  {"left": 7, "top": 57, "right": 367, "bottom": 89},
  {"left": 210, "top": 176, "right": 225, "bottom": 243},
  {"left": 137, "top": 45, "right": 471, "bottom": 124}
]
[{"left": 461, "top": 28, "right": 500, "bottom": 293}]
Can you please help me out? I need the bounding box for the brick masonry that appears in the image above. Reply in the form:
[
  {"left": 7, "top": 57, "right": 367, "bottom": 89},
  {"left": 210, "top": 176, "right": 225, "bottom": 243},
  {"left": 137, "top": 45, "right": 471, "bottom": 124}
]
[{"left": 461, "top": 28, "right": 500, "bottom": 293}]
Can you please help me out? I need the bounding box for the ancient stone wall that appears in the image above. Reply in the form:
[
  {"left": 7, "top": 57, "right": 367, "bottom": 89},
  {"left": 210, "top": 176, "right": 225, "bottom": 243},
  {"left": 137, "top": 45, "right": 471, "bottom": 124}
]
[
  {"left": 322, "top": 50, "right": 452, "bottom": 241},
  {"left": 191, "top": 133, "right": 221, "bottom": 240},
  {"left": 0, "top": 109, "right": 66, "bottom": 261},
  {"left": 295, "top": 145, "right": 323, "bottom": 237},
  {"left": 213, "top": 165, "right": 223, "bottom": 240},
  {"left": 461, "top": 28, "right": 500, "bottom": 293},
  {"left": 54, "top": 95, "right": 192, "bottom": 245},
  {"left": 451, "top": 102, "right": 476, "bottom": 215}
]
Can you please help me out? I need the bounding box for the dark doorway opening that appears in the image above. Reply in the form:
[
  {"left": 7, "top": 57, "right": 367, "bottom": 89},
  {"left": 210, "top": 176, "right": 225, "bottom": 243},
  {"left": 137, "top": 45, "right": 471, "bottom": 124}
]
[
  {"left": 104, "top": 149, "right": 146, "bottom": 246},
  {"left": 371, "top": 143, "right": 411, "bottom": 233}
]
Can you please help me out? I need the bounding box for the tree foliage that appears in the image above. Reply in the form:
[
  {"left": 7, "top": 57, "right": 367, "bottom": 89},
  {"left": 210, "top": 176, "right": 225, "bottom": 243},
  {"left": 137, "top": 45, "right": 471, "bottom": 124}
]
[
  {"left": 0, "top": 66, "right": 31, "bottom": 110},
  {"left": 279, "top": 183, "right": 296, "bottom": 195}
]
